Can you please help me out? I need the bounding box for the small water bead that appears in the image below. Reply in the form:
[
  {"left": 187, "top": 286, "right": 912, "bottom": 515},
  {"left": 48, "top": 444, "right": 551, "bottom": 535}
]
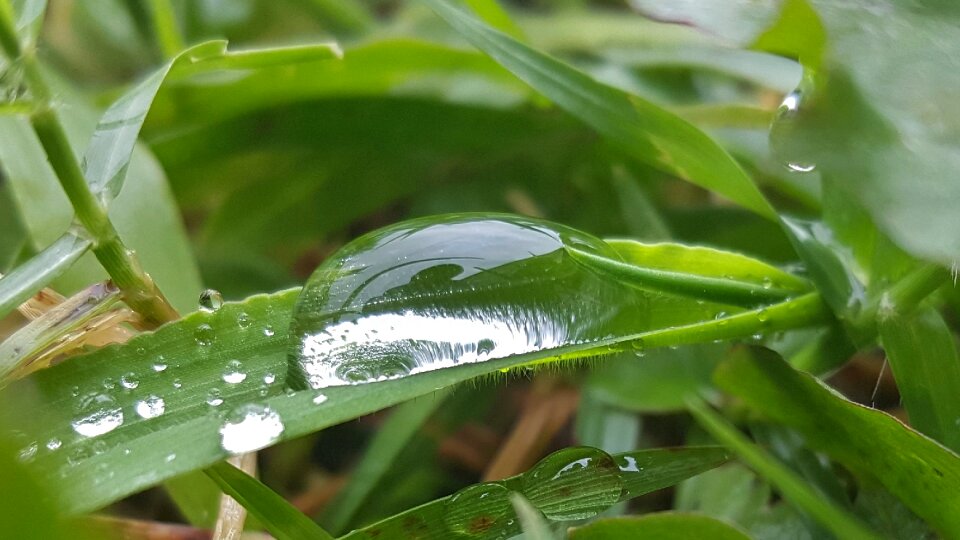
[
  {"left": 263, "top": 325, "right": 275, "bottom": 337},
  {"left": 521, "top": 446, "right": 623, "bottom": 521},
  {"left": 152, "top": 362, "right": 167, "bottom": 373},
  {"left": 135, "top": 395, "right": 166, "bottom": 419},
  {"left": 71, "top": 394, "right": 124, "bottom": 438},
  {"left": 172, "top": 378, "right": 183, "bottom": 389},
  {"left": 222, "top": 360, "right": 247, "bottom": 384},
  {"left": 444, "top": 482, "right": 518, "bottom": 539},
  {"left": 165, "top": 453, "right": 177, "bottom": 463},
  {"left": 312, "top": 393, "right": 328, "bottom": 405},
  {"left": 219, "top": 404, "right": 285, "bottom": 454},
  {"left": 198, "top": 289, "right": 224, "bottom": 312},
  {"left": 194, "top": 324, "right": 215, "bottom": 346},
  {"left": 206, "top": 388, "right": 224, "bottom": 407},
  {"left": 237, "top": 312, "right": 252, "bottom": 329},
  {"left": 263, "top": 373, "right": 276, "bottom": 385},
  {"left": 46, "top": 438, "right": 62, "bottom": 451},
  {"left": 120, "top": 373, "right": 139, "bottom": 390}
]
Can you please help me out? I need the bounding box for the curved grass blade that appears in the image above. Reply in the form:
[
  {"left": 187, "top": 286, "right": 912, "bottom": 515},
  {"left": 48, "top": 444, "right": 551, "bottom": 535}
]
[
  {"left": 0, "top": 232, "right": 90, "bottom": 319},
  {"left": 687, "top": 396, "right": 880, "bottom": 540},
  {"left": 338, "top": 446, "right": 731, "bottom": 539},
  {"left": 570, "top": 513, "right": 751, "bottom": 540},
  {"left": 510, "top": 493, "right": 555, "bottom": 540},
  {"left": 205, "top": 461, "right": 334, "bottom": 540},
  {"left": 422, "top": 0, "right": 777, "bottom": 220},
  {"left": 715, "top": 346, "right": 960, "bottom": 537},
  {"left": 84, "top": 39, "right": 341, "bottom": 204}
]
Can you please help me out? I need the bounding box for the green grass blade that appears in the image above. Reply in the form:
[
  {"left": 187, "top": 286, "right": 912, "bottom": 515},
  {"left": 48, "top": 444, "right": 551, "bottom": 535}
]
[
  {"left": 570, "top": 513, "right": 751, "bottom": 540},
  {"left": 422, "top": 0, "right": 777, "bottom": 220},
  {"left": 322, "top": 392, "right": 451, "bottom": 534},
  {"left": 0, "top": 232, "right": 90, "bottom": 319},
  {"left": 510, "top": 493, "right": 556, "bottom": 540},
  {"left": 714, "top": 346, "right": 960, "bottom": 537},
  {"left": 687, "top": 396, "right": 880, "bottom": 540},
  {"left": 879, "top": 307, "right": 960, "bottom": 452},
  {"left": 205, "top": 461, "right": 335, "bottom": 540}
]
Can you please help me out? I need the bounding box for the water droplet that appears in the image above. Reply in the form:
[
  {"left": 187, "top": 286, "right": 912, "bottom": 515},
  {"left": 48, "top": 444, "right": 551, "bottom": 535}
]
[
  {"left": 312, "top": 393, "right": 328, "bottom": 405},
  {"left": 757, "top": 308, "right": 769, "bottom": 323},
  {"left": 136, "top": 346, "right": 146, "bottom": 356},
  {"left": 219, "top": 404, "right": 284, "bottom": 454},
  {"left": 236, "top": 312, "right": 252, "bottom": 330},
  {"left": 172, "top": 378, "right": 183, "bottom": 389},
  {"left": 72, "top": 394, "right": 124, "bottom": 438},
  {"left": 206, "top": 388, "right": 224, "bottom": 407},
  {"left": 152, "top": 362, "right": 168, "bottom": 372},
  {"left": 521, "top": 446, "right": 622, "bottom": 521},
  {"left": 18, "top": 442, "right": 38, "bottom": 462},
  {"left": 165, "top": 453, "right": 177, "bottom": 463},
  {"left": 46, "top": 438, "right": 62, "bottom": 451},
  {"left": 135, "top": 395, "right": 166, "bottom": 419},
  {"left": 101, "top": 378, "right": 116, "bottom": 390},
  {"left": 770, "top": 87, "right": 817, "bottom": 174},
  {"left": 198, "top": 289, "right": 224, "bottom": 312},
  {"left": 120, "top": 373, "right": 139, "bottom": 390},
  {"left": 263, "top": 373, "right": 276, "bottom": 385},
  {"left": 263, "top": 325, "right": 275, "bottom": 337},
  {"left": 288, "top": 215, "right": 709, "bottom": 390},
  {"left": 194, "top": 324, "right": 215, "bottom": 346},
  {"left": 629, "top": 338, "right": 645, "bottom": 352},
  {"left": 222, "top": 360, "right": 247, "bottom": 384},
  {"left": 444, "top": 482, "right": 518, "bottom": 538}
]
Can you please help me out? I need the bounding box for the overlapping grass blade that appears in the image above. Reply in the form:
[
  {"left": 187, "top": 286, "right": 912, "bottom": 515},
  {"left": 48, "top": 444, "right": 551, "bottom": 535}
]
[{"left": 0, "top": 232, "right": 90, "bottom": 319}]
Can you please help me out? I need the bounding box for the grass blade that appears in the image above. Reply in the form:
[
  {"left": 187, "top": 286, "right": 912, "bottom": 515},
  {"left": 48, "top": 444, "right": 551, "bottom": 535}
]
[
  {"left": 879, "top": 306, "right": 960, "bottom": 452},
  {"left": 0, "top": 232, "right": 90, "bottom": 319},
  {"left": 510, "top": 493, "right": 556, "bottom": 540},
  {"left": 570, "top": 513, "right": 751, "bottom": 540},
  {"left": 714, "top": 346, "right": 960, "bottom": 537},
  {"left": 687, "top": 396, "right": 879, "bottom": 540},
  {"left": 205, "top": 461, "right": 334, "bottom": 540},
  {"left": 422, "top": 0, "right": 777, "bottom": 220}
]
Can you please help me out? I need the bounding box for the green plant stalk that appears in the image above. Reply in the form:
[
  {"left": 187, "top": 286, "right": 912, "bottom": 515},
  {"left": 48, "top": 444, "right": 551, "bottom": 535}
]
[
  {"left": 0, "top": 2, "right": 178, "bottom": 327},
  {"left": 856, "top": 262, "right": 950, "bottom": 331},
  {"left": 147, "top": 0, "right": 186, "bottom": 59}
]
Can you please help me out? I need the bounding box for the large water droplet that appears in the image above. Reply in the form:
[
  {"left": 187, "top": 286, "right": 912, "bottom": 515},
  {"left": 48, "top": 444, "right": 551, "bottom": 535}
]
[
  {"left": 770, "top": 87, "right": 818, "bottom": 174},
  {"left": 71, "top": 394, "right": 124, "bottom": 438},
  {"left": 444, "top": 482, "right": 518, "bottom": 538},
  {"left": 194, "top": 324, "right": 215, "bottom": 347},
  {"left": 288, "top": 214, "right": 701, "bottom": 390},
  {"left": 135, "top": 395, "right": 165, "bottom": 419},
  {"left": 218, "top": 404, "right": 284, "bottom": 454},
  {"left": 521, "top": 446, "right": 622, "bottom": 521},
  {"left": 198, "top": 289, "right": 224, "bottom": 312},
  {"left": 222, "top": 360, "right": 247, "bottom": 384}
]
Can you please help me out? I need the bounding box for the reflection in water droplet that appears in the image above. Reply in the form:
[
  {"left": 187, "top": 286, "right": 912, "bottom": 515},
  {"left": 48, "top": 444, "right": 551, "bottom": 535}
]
[
  {"left": 18, "top": 442, "right": 38, "bottom": 462},
  {"left": 521, "top": 446, "right": 622, "bottom": 521},
  {"left": 194, "top": 324, "right": 214, "bottom": 346},
  {"left": 222, "top": 360, "right": 247, "bottom": 384},
  {"left": 172, "top": 378, "right": 183, "bottom": 389},
  {"left": 786, "top": 162, "right": 816, "bottom": 173},
  {"left": 135, "top": 395, "right": 165, "bottom": 419},
  {"left": 152, "top": 362, "right": 167, "bottom": 372},
  {"left": 312, "top": 393, "right": 328, "bottom": 405},
  {"left": 120, "top": 373, "right": 139, "bottom": 390},
  {"left": 288, "top": 215, "right": 718, "bottom": 390},
  {"left": 218, "top": 404, "right": 284, "bottom": 454},
  {"left": 444, "top": 482, "right": 518, "bottom": 538},
  {"left": 263, "top": 373, "right": 276, "bottom": 385},
  {"left": 198, "top": 289, "right": 224, "bottom": 312},
  {"left": 46, "top": 438, "right": 62, "bottom": 451},
  {"left": 263, "top": 326, "right": 275, "bottom": 337},
  {"left": 72, "top": 394, "right": 124, "bottom": 438},
  {"left": 237, "top": 312, "right": 251, "bottom": 329}
]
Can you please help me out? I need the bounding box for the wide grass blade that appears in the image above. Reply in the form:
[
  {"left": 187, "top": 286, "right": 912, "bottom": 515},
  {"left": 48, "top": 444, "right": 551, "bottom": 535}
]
[
  {"left": 205, "top": 461, "right": 334, "bottom": 540},
  {"left": 422, "top": 0, "right": 777, "bottom": 220},
  {"left": 714, "top": 346, "right": 960, "bottom": 537}
]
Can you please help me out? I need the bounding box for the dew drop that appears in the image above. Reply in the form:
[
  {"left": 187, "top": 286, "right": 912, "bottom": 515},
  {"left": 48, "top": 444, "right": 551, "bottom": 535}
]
[
  {"left": 120, "top": 373, "right": 139, "bottom": 390},
  {"left": 135, "top": 395, "right": 166, "bottom": 419},
  {"left": 152, "top": 362, "right": 168, "bottom": 373},
  {"left": 237, "top": 312, "right": 252, "bottom": 329},
  {"left": 222, "top": 360, "right": 247, "bottom": 384},
  {"left": 443, "top": 482, "right": 518, "bottom": 538},
  {"left": 194, "top": 323, "right": 215, "bottom": 346},
  {"left": 71, "top": 394, "right": 124, "bottom": 438},
  {"left": 771, "top": 88, "right": 817, "bottom": 174},
  {"left": 18, "top": 442, "right": 38, "bottom": 462},
  {"left": 218, "top": 404, "right": 284, "bottom": 454},
  {"left": 757, "top": 308, "right": 769, "bottom": 323},
  {"left": 198, "top": 289, "right": 224, "bottom": 312},
  {"left": 521, "top": 446, "right": 622, "bottom": 521},
  {"left": 288, "top": 215, "right": 707, "bottom": 390},
  {"left": 165, "top": 453, "right": 177, "bottom": 463},
  {"left": 312, "top": 393, "right": 328, "bottom": 405},
  {"left": 263, "top": 373, "right": 276, "bottom": 385},
  {"left": 172, "top": 378, "right": 183, "bottom": 389},
  {"left": 46, "top": 438, "right": 62, "bottom": 451},
  {"left": 206, "top": 388, "right": 224, "bottom": 407},
  {"left": 263, "top": 325, "right": 275, "bottom": 337}
]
